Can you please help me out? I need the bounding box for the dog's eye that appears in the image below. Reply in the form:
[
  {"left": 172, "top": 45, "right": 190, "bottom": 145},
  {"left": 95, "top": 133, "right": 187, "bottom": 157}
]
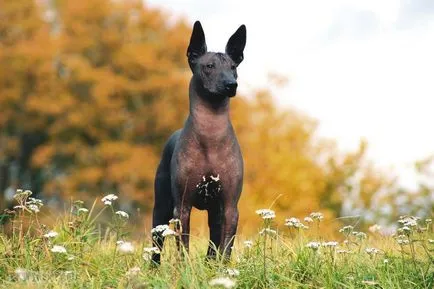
[{"left": 206, "top": 63, "right": 215, "bottom": 69}]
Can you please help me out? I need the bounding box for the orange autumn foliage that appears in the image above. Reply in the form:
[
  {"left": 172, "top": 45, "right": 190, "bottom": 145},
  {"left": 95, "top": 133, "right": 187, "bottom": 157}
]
[{"left": 0, "top": 0, "right": 394, "bottom": 234}]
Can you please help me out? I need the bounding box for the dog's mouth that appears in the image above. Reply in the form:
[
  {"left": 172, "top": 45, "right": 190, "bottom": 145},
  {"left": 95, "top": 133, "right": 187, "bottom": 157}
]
[
  {"left": 211, "top": 89, "right": 236, "bottom": 99},
  {"left": 227, "top": 89, "right": 237, "bottom": 97},
  {"left": 216, "top": 91, "right": 236, "bottom": 98},
  {"left": 220, "top": 87, "right": 237, "bottom": 97},
  {"left": 200, "top": 83, "right": 236, "bottom": 99},
  {"left": 227, "top": 93, "right": 236, "bottom": 98}
]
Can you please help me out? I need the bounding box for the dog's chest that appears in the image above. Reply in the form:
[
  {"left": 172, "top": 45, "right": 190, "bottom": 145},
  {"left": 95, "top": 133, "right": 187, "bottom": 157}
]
[{"left": 193, "top": 174, "right": 222, "bottom": 208}]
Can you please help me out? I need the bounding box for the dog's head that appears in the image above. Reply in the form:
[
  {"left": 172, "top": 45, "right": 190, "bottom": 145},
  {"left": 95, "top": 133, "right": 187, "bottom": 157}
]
[{"left": 187, "top": 21, "right": 246, "bottom": 99}]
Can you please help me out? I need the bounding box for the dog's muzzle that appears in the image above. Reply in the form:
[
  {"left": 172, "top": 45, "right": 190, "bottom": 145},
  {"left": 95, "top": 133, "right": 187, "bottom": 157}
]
[{"left": 224, "top": 81, "right": 238, "bottom": 97}]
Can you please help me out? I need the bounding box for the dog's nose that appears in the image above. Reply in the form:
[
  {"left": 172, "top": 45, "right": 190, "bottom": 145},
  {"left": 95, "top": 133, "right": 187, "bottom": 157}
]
[{"left": 224, "top": 81, "right": 238, "bottom": 91}]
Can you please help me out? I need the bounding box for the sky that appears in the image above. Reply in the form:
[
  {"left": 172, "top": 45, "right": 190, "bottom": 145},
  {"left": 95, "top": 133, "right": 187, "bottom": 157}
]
[{"left": 147, "top": 0, "right": 434, "bottom": 188}]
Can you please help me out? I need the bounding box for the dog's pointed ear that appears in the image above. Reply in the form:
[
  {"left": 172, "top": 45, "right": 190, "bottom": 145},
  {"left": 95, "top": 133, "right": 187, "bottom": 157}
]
[
  {"left": 187, "top": 21, "right": 207, "bottom": 70},
  {"left": 225, "top": 24, "right": 246, "bottom": 66}
]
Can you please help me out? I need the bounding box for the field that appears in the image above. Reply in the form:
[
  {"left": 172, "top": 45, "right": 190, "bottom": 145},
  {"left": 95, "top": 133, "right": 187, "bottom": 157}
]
[{"left": 1, "top": 190, "right": 433, "bottom": 289}]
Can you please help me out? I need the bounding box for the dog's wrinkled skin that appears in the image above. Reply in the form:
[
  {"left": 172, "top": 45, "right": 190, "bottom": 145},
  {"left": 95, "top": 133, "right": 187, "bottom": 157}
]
[{"left": 152, "top": 21, "right": 246, "bottom": 263}]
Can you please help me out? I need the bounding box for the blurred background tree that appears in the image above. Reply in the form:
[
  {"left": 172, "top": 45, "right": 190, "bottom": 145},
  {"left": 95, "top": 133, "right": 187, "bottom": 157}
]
[
  {"left": 1, "top": 0, "right": 190, "bottom": 214},
  {"left": 1, "top": 0, "right": 431, "bottom": 234},
  {"left": 0, "top": 0, "right": 54, "bottom": 207}
]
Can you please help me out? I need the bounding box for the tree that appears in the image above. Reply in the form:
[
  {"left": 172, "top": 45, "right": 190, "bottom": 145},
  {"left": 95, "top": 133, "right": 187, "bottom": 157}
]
[
  {"left": 1, "top": 0, "right": 395, "bottom": 235},
  {"left": 0, "top": 0, "right": 191, "bottom": 211},
  {"left": 0, "top": 0, "right": 53, "bottom": 209}
]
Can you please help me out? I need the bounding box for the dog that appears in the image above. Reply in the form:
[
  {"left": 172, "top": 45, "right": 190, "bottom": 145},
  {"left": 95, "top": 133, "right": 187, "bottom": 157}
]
[{"left": 152, "top": 21, "right": 246, "bottom": 263}]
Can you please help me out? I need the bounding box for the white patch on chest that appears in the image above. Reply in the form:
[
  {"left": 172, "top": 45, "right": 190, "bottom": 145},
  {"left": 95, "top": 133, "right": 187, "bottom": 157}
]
[
  {"left": 195, "top": 174, "right": 222, "bottom": 200},
  {"left": 210, "top": 174, "right": 220, "bottom": 181}
]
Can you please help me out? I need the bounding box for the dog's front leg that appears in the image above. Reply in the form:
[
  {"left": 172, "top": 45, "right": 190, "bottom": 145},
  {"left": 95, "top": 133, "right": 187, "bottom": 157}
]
[
  {"left": 179, "top": 205, "right": 191, "bottom": 253},
  {"left": 219, "top": 205, "right": 239, "bottom": 260},
  {"left": 172, "top": 186, "right": 192, "bottom": 256},
  {"left": 206, "top": 202, "right": 223, "bottom": 259}
]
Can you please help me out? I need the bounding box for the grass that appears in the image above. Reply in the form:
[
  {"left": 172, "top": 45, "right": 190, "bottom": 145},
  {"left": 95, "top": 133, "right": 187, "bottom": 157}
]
[{"left": 0, "top": 190, "right": 433, "bottom": 288}]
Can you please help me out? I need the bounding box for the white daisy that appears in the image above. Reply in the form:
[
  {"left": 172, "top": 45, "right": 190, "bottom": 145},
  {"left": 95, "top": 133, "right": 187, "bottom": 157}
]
[
  {"left": 15, "top": 268, "right": 27, "bottom": 281},
  {"left": 27, "top": 204, "right": 40, "bottom": 213},
  {"left": 209, "top": 277, "right": 236, "bottom": 288},
  {"left": 322, "top": 241, "right": 338, "bottom": 248},
  {"left": 162, "top": 228, "right": 177, "bottom": 237},
  {"left": 243, "top": 240, "right": 253, "bottom": 248},
  {"left": 309, "top": 212, "right": 324, "bottom": 221},
  {"left": 285, "top": 217, "right": 307, "bottom": 229},
  {"left": 304, "top": 217, "right": 313, "bottom": 223},
  {"left": 339, "top": 225, "right": 354, "bottom": 234},
  {"left": 151, "top": 224, "right": 170, "bottom": 234},
  {"left": 368, "top": 224, "right": 382, "bottom": 233},
  {"left": 365, "top": 247, "right": 381, "bottom": 255},
  {"left": 118, "top": 241, "right": 134, "bottom": 254},
  {"left": 255, "top": 209, "right": 276, "bottom": 219},
  {"left": 115, "top": 210, "right": 129, "bottom": 219},
  {"left": 259, "top": 228, "right": 277, "bottom": 235},
  {"left": 43, "top": 230, "right": 59, "bottom": 238},
  {"left": 306, "top": 241, "right": 321, "bottom": 251},
  {"left": 51, "top": 245, "right": 67, "bottom": 254},
  {"left": 143, "top": 247, "right": 161, "bottom": 254},
  {"left": 226, "top": 268, "right": 240, "bottom": 277},
  {"left": 142, "top": 247, "right": 160, "bottom": 261},
  {"left": 78, "top": 208, "right": 89, "bottom": 214},
  {"left": 101, "top": 194, "right": 118, "bottom": 206}
]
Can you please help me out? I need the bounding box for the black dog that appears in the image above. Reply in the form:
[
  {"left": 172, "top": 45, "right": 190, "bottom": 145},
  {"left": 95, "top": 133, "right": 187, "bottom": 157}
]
[{"left": 152, "top": 21, "right": 246, "bottom": 263}]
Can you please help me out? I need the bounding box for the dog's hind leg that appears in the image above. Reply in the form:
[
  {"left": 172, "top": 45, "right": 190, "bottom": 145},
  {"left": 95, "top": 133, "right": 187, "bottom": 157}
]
[
  {"left": 151, "top": 131, "right": 181, "bottom": 264},
  {"left": 151, "top": 167, "right": 173, "bottom": 264}
]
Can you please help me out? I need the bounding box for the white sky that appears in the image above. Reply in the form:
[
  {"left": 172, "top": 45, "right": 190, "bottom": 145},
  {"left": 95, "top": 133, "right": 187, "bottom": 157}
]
[{"left": 147, "top": 0, "right": 434, "bottom": 188}]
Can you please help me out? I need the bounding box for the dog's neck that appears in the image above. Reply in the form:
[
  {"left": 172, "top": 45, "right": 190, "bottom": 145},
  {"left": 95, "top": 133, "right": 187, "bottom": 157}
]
[{"left": 188, "top": 78, "right": 232, "bottom": 139}]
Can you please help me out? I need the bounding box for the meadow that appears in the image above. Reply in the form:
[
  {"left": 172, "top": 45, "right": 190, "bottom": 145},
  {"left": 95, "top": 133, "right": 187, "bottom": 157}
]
[{"left": 0, "top": 190, "right": 433, "bottom": 289}]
